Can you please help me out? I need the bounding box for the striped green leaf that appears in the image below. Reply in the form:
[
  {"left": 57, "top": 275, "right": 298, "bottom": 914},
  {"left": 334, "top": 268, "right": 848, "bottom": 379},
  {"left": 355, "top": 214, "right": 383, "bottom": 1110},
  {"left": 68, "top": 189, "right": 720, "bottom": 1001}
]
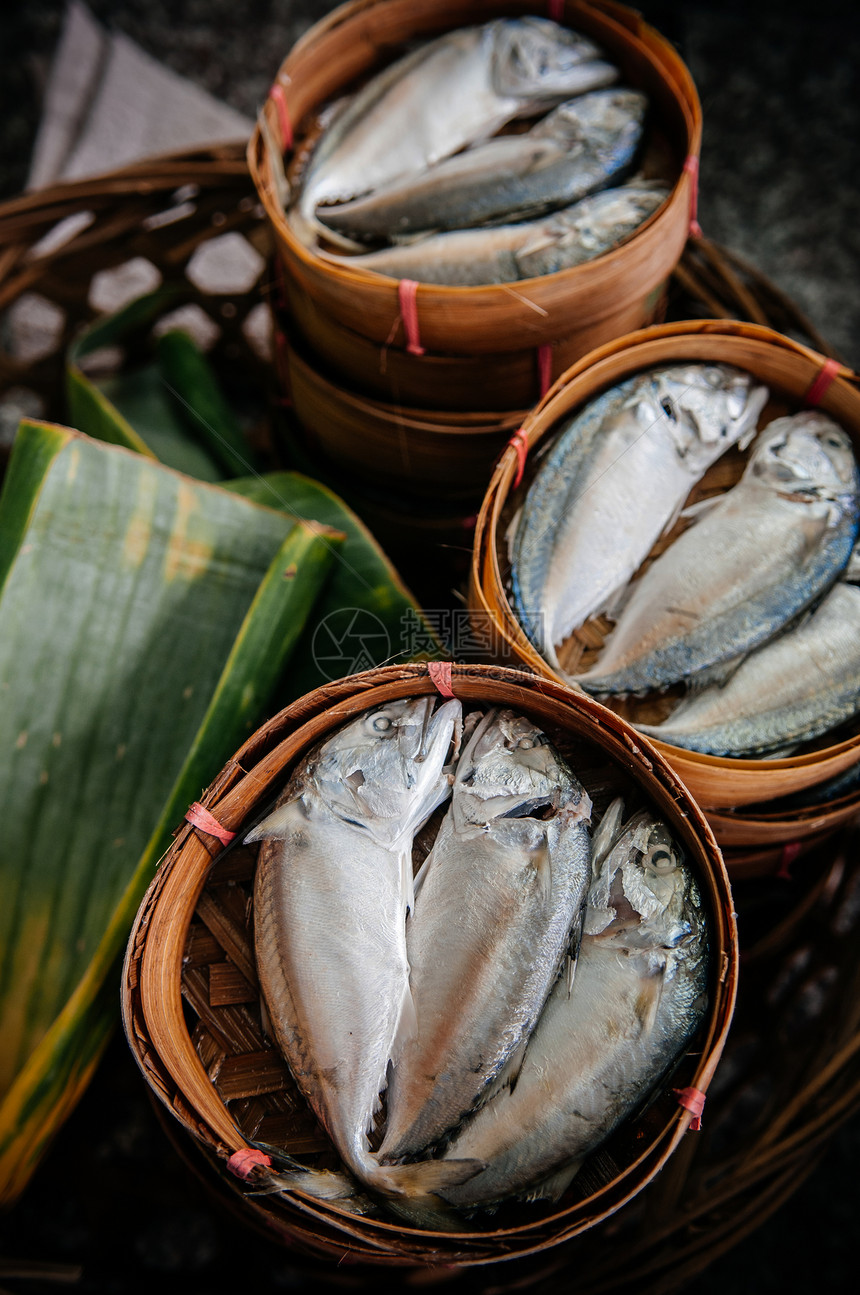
[{"left": 0, "top": 421, "right": 340, "bottom": 1202}]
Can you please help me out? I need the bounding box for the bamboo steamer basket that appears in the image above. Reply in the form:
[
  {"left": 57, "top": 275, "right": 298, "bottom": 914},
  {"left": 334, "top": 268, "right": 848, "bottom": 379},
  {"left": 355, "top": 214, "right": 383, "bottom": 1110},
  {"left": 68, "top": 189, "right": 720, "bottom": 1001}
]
[
  {"left": 280, "top": 264, "right": 668, "bottom": 414},
  {"left": 281, "top": 338, "right": 524, "bottom": 499},
  {"left": 249, "top": 0, "right": 701, "bottom": 376},
  {"left": 122, "top": 661, "right": 736, "bottom": 1268},
  {"left": 469, "top": 320, "right": 860, "bottom": 826}
]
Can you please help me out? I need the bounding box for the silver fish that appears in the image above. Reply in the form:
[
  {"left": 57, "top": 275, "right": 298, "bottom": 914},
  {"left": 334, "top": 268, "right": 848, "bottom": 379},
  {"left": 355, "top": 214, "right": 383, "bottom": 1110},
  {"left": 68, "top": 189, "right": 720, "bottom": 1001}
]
[
  {"left": 577, "top": 411, "right": 860, "bottom": 696},
  {"left": 379, "top": 708, "right": 592, "bottom": 1164},
  {"left": 439, "top": 805, "right": 709, "bottom": 1212},
  {"left": 318, "top": 89, "right": 647, "bottom": 239},
  {"left": 510, "top": 365, "right": 769, "bottom": 669},
  {"left": 296, "top": 18, "right": 618, "bottom": 244},
  {"left": 635, "top": 580, "right": 860, "bottom": 756},
  {"left": 326, "top": 182, "right": 668, "bottom": 285},
  {"left": 250, "top": 696, "right": 483, "bottom": 1203}
]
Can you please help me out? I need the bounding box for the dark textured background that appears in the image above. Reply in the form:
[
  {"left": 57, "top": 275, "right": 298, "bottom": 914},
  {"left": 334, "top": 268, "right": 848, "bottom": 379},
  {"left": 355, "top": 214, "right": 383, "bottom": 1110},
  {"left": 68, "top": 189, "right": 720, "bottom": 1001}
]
[{"left": 1, "top": 1, "right": 859, "bottom": 1290}]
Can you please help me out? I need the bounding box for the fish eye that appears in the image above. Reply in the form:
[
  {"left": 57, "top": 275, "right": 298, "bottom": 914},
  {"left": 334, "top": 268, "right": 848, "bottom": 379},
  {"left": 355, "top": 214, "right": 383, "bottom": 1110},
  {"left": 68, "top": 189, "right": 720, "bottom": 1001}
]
[
  {"left": 371, "top": 714, "right": 392, "bottom": 732},
  {"left": 826, "top": 435, "right": 843, "bottom": 448},
  {"left": 517, "top": 738, "right": 534, "bottom": 750},
  {"left": 660, "top": 397, "right": 676, "bottom": 421}
]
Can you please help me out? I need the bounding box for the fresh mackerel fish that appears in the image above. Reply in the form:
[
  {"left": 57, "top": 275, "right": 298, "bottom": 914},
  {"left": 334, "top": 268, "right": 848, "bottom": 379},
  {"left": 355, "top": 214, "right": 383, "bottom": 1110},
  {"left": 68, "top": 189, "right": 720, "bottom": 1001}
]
[
  {"left": 328, "top": 182, "right": 667, "bottom": 285},
  {"left": 577, "top": 411, "right": 860, "bottom": 696},
  {"left": 296, "top": 17, "right": 618, "bottom": 245},
  {"left": 438, "top": 805, "right": 709, "bottom": 1212},
  {"left": 510, "top": 364, "right": 769, "bottom": 670},
  {"left": 636, "top": 577, "right": 860, "bottom": 756},
  {"left": 379, "top": 709, "right": 592, "bottom": 1164},
  {"left": 250, "top": 696, "right": 483, "bottom": 1204},
  {"left": 318, "top": 89, "right": 647, "bottom": 239}
]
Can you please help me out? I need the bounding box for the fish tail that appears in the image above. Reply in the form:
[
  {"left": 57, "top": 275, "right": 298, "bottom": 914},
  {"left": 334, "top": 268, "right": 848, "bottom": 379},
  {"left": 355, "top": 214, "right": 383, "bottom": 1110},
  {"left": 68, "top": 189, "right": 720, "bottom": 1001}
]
[{"left": 372, "top": 1156, "right": 485, "bottom": 1200}]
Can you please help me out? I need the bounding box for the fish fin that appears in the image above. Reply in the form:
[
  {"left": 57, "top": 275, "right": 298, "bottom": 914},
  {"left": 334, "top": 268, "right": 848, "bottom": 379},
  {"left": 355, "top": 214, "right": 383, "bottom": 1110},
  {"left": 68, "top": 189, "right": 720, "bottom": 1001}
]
[
  {"left": 590, "top": 796, "right": 626, "bottom": 872},
  {"left": 565, "top": 950, "right": 578, "bottom": 994},
  {"left": 634, "top": 971, "right": 665, "bottom": 1036},
  {"left": 523, "top": 1158, "right": 584, "bottom": 1202},
  {"left": 391, "top": 980, "right": 418, "bottom": 1064},
  {"left": 258, "top": 995, "right": 273, "bottom": 1042},
  {"left": 686, "top": 652, "right": 746, "bottom": 693},
  {"left": 375, "top": 1158, "right": 485, "bottom": 1199},
  {"left": 678, "top": 493, "right": 724, "bottom": 522},
  {"left": 530, "top": 840, "right": 553, "bottom": 907},
  {"left": 244, "top": 797, "right": 304, "bottom": 843}
]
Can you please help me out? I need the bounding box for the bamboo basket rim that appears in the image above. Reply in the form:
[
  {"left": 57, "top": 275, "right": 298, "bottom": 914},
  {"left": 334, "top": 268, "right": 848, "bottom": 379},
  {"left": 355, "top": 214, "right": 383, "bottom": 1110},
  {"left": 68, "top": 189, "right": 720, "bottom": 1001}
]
[
  {"left": 472, "top": 318, "right": 860, "bottom": 786},
  {"left": 123, "top": 661, "right": 736, "bottom": 1262},
  {"left": 286, "top": 341, "right": 528, "bottom": 434},
  {"left": 247, "top": 0, "right": 702, "bottom": 326}
]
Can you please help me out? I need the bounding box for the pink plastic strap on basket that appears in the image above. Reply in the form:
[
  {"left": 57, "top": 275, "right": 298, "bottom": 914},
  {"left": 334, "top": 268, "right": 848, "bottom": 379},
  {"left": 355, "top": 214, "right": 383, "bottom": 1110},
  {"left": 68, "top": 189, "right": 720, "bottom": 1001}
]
[
  {"left": 268, "top": 83, "right": 293, "bottom": 151},
  {"left": 185, "top": 802, "right": 236, "bottom": 846},
  {"left": 227, "top": 1148, "right": 272, "bottom": 1180},
  {"left": 398, "top": 279, "right": 425, "bottom": 356},
  {"left": 804, "top": 357, "right": 841, "bottom": 407},
  {"left": 428, "top": 661, "right": 455, "bottom": 698},
  {"left": 509, "top": 427, "right": 529, "bottom": 489},
  {"left": 776, "top": 840, "right": 803, "bottom": 881},
  {"left": 537, "top": 344, "right": 553, "bottom": 397},
  {"left": 547, "top": 0, "right": 565, "bottom": 21},
  {"left": 683, "top": 155, "right": 703, "bottom": 239},
  {"left": 674, "top": 1087, "right": 706, "bottom": 1131}
]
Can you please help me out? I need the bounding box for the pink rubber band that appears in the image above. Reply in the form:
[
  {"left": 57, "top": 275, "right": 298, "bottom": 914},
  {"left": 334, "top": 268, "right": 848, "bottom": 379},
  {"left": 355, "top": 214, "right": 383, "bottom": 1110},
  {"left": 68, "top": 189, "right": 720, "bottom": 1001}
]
[
  {"left": 227, "top": 1148, "right": 272, "bottom": 1179},
  {"left": 547, "top": 0, "right": 565, "bottom": 22},
  {"left": 398, "top": 279, "right": 425, "bottom": 356},
  {"left": 776, "top": 840, "right": 803, "bottom": 881},
  {"left": 268, "top": 83, "right": 293, "bottom": 152},
  {"left": 804, "top": 357, "right": 841, "bottom": 407},
  {"left": 674, "top": 1087, "right": 706, "bottom": 1131},
  {"left": 537, "top": 344, "right": 553, "bottom": 398},
  {"left": 683, "top": 155, "right": 703, "bottom": 239},
  {"left": 509, "top": 427, "right": 529, "bottom": 489},
  {"left": 185, "top": 802, "right": 235, "bottom": 846},
  {"left": 428, "top": 661, "right": 455, "bottom": 698}
]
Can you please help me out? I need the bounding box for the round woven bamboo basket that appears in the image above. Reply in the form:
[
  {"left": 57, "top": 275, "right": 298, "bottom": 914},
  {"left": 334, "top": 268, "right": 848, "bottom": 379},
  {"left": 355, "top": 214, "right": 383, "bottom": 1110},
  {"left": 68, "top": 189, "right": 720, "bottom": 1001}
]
[
  {"left": 469, "top": 320, "right": 860, "bottom": 838},
  {"left": 280, "top": 338, "right": 524, "bottom": 499},
  {"left": 249, "top": 0, "right": 701, "bottom": 378},
  {"left": 122, "top": 661, "right": 736, "bottom": 1267}
]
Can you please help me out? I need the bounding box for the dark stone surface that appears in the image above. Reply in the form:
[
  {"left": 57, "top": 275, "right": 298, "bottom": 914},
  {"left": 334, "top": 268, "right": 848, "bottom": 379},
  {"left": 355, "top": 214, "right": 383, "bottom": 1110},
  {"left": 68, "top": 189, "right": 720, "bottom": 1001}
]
[{"left": 1, "top": 2, "right": 859, "bottom": 1290}]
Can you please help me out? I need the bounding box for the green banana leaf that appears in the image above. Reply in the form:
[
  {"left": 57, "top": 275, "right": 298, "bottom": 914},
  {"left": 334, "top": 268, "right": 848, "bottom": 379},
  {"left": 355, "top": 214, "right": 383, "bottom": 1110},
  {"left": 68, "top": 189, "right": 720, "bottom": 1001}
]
[
  {"left": 66, "top": 289, "right": 232, "bottom": 482},
  {"left": 225, "top": 471, "right": 441, "bottom": 701},
  {"left": 0, "top": 420, "right": 342, "bottom": 1203},
  {"left": 156, "top": 329, "right": 260, "bottom": 478}
]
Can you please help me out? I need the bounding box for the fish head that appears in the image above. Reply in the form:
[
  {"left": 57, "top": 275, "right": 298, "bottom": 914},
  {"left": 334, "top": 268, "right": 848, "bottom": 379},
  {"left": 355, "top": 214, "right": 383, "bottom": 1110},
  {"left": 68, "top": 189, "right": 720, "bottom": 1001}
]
[
  {"left": 452, "top": 708, "right": 586, "bottom": 829},
  {"left": 641, "top": 365, "right": 769, "bottom": 470},
  {"left": 586, "top": 812, "right": 700, "bottom": 951},
  {"left": 748, "top": 412, "right": 860, "bottom": 503},
  {"left": 490, "top": 17, "right": 617, "bottom": 101},
  {"left": 548, "top": 88, "right": 647, "bottom": 143},
  {"left": 313, "top": 696, "right": 462, "bottom": 844}
]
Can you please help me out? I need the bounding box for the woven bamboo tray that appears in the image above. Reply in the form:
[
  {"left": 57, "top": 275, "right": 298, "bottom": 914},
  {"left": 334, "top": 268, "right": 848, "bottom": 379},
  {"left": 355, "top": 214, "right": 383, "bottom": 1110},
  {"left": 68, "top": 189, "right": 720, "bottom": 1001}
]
[
  {"left": 122, "top": 661, "right": 736, "bottom": 1267},
  {"left": 469, "top": 320, "right": 860, "bottom": 833},
  {"left": 249, "top": 0, "right": 700, "bottom": 374}
]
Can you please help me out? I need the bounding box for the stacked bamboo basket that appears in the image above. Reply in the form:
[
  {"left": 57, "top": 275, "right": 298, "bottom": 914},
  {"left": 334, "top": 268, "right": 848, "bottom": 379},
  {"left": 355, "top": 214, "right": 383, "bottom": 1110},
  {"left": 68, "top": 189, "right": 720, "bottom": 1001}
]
[
  {"left": 123, "top": 661, "right": 736, "bottom": 1267},
  {"left": 469, "top": 319, "right": 860, "bottom": 880},
  {"left": 3, "top": 143, "right": 860, "bottom": 1289},
  {"left": 249, "top": 0, "right": 702, "bottom": 525}
]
